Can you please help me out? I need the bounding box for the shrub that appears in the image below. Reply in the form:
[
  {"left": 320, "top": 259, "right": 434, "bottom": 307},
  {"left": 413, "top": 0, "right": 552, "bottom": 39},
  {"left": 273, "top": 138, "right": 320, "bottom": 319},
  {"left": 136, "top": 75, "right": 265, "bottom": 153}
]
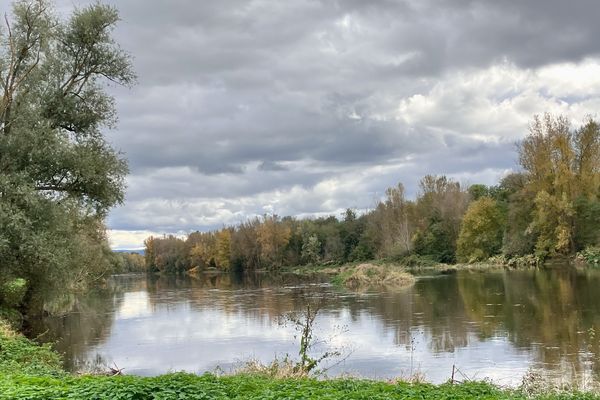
[
  {"left": 0, "top": 278, "right": 27, "bottom": 307},
  {"left": 342, "top": 264, "right": 415, "bottom": 290},
  {"left": 576, "top": 247, "right": 600, "bottom": 267}
]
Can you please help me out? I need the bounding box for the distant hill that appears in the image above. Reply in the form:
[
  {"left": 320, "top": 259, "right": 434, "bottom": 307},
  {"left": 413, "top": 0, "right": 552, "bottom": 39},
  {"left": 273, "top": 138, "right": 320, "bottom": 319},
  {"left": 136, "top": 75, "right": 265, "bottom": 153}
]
[{"left": 113, "top": 249, "right": 145, "bottom": 255}]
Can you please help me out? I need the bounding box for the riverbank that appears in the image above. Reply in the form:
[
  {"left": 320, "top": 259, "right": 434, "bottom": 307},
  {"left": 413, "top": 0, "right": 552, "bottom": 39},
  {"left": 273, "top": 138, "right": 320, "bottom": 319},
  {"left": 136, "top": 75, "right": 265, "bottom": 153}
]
[
  {"left": 283, "top": 251, "right": 600, "bottom": 289},
  {"left": 2, "top": 318, "right": 600, "bottom": 399},
  {"left": 0, "top": 373, "right": 536, "bottom": 400}
]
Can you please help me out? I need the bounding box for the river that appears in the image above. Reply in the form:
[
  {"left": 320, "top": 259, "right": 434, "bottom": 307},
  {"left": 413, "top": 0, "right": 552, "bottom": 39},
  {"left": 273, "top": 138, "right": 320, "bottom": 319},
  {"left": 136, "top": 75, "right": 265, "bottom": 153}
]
[{"left": 32, "top": 267, "right": 600, "bottom": 386}]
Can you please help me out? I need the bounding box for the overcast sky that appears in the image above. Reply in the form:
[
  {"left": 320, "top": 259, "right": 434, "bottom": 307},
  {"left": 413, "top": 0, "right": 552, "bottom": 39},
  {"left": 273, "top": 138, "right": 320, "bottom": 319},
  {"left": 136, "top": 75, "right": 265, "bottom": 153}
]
[{"left": 6, "top": 0, "right": 600, "bottom": 249}]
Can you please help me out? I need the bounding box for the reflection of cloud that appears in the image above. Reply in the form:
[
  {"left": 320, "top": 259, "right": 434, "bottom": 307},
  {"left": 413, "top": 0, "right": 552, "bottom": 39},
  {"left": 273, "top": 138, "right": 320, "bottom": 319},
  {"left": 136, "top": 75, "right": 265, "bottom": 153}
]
[
  {"left": 84, "top": 282, "right": 533, "bottom": 385},
  {"left": 64, "top": 270, "right": 600, "bottom": 386},
  {"left": 116, "top": 292, "right": 151, "bottom": 319}
]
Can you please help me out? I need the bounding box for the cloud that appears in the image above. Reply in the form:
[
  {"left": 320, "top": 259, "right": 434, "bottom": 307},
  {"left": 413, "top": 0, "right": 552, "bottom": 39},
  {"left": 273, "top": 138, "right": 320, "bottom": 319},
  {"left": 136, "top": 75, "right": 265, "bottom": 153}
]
[
  {"left": 108, "top": 230, "right": 159, "bottom": 250},
  {"left": 3, "top": 0, "right": 600, "bottom": 247}
]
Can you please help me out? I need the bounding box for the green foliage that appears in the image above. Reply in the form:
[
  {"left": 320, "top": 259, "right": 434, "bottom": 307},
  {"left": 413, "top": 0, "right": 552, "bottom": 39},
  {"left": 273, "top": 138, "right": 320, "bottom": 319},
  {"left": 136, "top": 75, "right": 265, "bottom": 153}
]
[
  {"left": 0, "top": 320, "right": 64, "bottom": 377},
  {"left": 301, "top": 234, "right": 321, "bottom": 265},
  {"left": 111, "top": 252, "right": 146, "bottom": 274},
  {"left": 504, "top": 254, "right": 543, "bottom": 269},
  {"left": 573, "top": 197, "right": 600, "bottom": 250},
  {"left": 457, "top": 198, "right": 505, "bottom": 263},
  {"left": 0, "top": 278, "right": 27, "bottom": 307},
  {"left": 468, "top": 184, "right": 491, "bottom": 201},
  {"left": 502, "top": 184, "right": 536, "bottom": 257},
  {"left": 413, "top": 213, "right": 456, "bottom": 263},
  {"left": 395, "top": 254, "right": 439, "bottom": 267},
  {"left": 576, "top": 247, "right": 600, "bottom": 267},
  {"left": 531, "top": 191, "right": 574, "bottom": 258},
  {"left": 0, "top": 0, "right": 134, "bottom": 315},
  {"left": 3, "top": 373, "right": 600, "bottom": 399}
]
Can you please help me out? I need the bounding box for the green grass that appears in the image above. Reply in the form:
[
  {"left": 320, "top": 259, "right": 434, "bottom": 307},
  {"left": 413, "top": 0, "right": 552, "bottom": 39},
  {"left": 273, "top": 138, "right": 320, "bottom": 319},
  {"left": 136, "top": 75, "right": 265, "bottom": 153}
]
[
  {"left": 0, "top": 319, "right": 64, "bottom": 378},
  {"left": 3, "top": 373, "right": 600, "bottom": 400}
]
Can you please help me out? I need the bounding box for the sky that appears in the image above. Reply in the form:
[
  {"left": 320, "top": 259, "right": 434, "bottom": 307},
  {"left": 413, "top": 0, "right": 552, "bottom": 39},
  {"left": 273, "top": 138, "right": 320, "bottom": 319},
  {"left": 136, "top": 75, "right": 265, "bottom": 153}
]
[{"left": 5, "top": 1, "right": 600, "bottom": 249}]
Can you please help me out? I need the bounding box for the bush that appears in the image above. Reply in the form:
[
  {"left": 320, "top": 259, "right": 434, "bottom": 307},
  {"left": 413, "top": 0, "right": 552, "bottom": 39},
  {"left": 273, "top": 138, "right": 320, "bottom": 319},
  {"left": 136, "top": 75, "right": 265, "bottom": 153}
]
[
  {"left": 342, "top": 264, "right": 415, "bottom": 290},
  {"left": 505, "top": 254, "right": 542, "bottom": 269},
  {"left": 576, "top": 247, "right": 600, "bottom": 267},
  {"left": 0, "top": 278, "right": 27, "bottom": 307}
]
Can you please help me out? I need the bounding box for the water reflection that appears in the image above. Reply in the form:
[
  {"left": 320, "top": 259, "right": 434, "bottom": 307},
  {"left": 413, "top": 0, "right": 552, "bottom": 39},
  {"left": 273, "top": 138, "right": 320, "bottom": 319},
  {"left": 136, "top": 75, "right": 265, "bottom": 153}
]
[{"left": 32, "top": 268, "right": 600, "bottom": 385}]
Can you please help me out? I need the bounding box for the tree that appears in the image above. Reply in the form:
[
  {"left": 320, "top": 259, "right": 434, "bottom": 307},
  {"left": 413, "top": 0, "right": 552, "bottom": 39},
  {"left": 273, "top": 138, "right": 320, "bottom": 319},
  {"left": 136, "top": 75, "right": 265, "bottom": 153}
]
[
  {"left": 216, "top": 229, "right": 232, "bottom": 269},
  {"left": 412, "top": 175, "right": 469, "bottom": 262},
  {"left": 412, "top": 211, "right": 456, "bottom": 263},
  {"left": 301, "top": 234, "right": 321, "bottom": 265},
  {"left": 468, "top": 184, "right": 490, "bottom": 201},
  {"left": 230, "top": 219, "right": 261, "bottom": 270},
  {"left": 518, "top": 114, "right": 600, "bottom": 256},
  {"left": 573, "top": 197, "right": 600, "bottom": 250},
  {"left": 145, "top": 235, "right": 187, "bottom": 272},
  {"left": 189, "top": 232, "right": 217, "bottom": 269},
  {"left": 339, "top": 209, "right": 364, "bottom": 261},
  {"left": 370, "top": 183, "right": 413, "bottom": 258},
  {"left": 256, "top": 215, "right": 291, "bottom": 268},
  {"left": 0, "top": 1, "right": 134, "bottom": 314},
  {"left": 456, "top": 197, "right": 505, "bottom": 262},
  {"left": 499, "top": 174, "right": 536, "bottom": 256}
]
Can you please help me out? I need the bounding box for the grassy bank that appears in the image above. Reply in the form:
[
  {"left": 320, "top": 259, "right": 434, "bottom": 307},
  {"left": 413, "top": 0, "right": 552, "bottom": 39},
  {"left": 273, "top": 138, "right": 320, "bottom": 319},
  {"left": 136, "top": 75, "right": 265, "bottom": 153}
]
[
  {"left": 284, "top": 258, "right": 506, "bottom": 289},
  {"left": 2, "top": 319, "right": 600, "bottom": 399},
  {"left": 285, "top": 262, "right": 415, "bottom": 290},
  {"left": 284, "top": 251, "right": 600, "bottom": 288},
  {"left": 0, "top": 373, "right": 569, "bottom": 400}
]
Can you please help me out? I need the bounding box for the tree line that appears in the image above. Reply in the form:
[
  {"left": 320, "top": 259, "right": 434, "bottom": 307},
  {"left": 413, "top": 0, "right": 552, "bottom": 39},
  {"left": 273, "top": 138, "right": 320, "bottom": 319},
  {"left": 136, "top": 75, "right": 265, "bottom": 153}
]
[{"left": 145, "top": 114, "right": 600, "bottom": 273}]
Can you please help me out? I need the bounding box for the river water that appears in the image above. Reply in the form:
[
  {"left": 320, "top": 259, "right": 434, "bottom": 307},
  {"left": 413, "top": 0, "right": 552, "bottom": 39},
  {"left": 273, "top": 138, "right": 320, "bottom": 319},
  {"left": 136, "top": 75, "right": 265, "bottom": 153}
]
[{"left": 33, "top": 268, "right": 600, "bottom": 386}]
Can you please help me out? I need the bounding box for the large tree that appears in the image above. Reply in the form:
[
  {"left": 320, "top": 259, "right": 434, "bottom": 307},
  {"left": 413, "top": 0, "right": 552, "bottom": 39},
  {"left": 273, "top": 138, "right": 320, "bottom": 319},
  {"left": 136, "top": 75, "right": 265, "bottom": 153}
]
[
  {"left": 519, "top": 114, "right": 600, "bottom": 257},
  {"left": 0, "top": 0, "right": 134, "bottom": 314},
  {"left": 412, "top": 175, "right": 469, "bottom": 263}
]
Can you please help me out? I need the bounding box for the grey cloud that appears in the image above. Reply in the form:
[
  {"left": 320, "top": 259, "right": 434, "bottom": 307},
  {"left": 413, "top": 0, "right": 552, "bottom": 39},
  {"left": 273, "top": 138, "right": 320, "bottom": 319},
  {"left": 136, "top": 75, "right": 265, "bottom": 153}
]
[
  {"left": 2, "top": 0, "right": 600, "bottom": 242},
  {"left": 258, "top": 161, "right": 288, "bottom": 172},
  {"left": 107, "top": 0, "right": 600, "bottom": 88}
]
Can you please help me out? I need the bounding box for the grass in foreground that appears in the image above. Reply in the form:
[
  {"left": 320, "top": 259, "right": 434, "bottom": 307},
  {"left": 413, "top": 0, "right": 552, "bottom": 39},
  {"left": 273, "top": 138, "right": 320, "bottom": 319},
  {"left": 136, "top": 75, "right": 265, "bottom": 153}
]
[{"left": 4, "top": 373, "right": 600, "bottom": 400}]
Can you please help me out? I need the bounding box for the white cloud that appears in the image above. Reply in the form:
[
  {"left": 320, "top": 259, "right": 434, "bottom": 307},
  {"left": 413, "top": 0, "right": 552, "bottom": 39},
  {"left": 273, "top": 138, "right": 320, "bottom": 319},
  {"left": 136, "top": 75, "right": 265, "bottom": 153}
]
[{"left": 108, "top": 230, "right": 183, "bottom": 250}]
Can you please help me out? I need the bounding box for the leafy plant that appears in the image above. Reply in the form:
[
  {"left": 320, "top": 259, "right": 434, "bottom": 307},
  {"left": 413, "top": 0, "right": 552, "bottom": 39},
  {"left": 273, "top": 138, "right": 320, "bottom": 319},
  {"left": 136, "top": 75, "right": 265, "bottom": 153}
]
[{"left": 576, "top": 247, "right": 600, "bottom": 267}]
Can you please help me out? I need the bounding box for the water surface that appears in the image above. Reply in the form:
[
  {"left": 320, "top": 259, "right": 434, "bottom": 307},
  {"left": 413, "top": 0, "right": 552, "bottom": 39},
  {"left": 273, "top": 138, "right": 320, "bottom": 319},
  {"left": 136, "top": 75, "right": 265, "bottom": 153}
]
[{"left": 33, "top": 268, "right": 600, "bottom": 386}]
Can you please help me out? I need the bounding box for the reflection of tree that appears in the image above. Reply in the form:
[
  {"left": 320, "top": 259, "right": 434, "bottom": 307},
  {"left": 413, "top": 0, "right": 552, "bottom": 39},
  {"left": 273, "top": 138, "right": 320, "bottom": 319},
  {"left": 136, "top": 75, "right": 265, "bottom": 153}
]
[
  {"left": 146, "top": 273, "right": 473, "bottom": 355},
  {"left": 458, "top": 269, "right": 600, "bottom": 378},
  {"left": 27, "top": 279, "right": 127, "bottom": 371},
  {"left": 335, "top": 277, "right": 472, "bottom": 353}
]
